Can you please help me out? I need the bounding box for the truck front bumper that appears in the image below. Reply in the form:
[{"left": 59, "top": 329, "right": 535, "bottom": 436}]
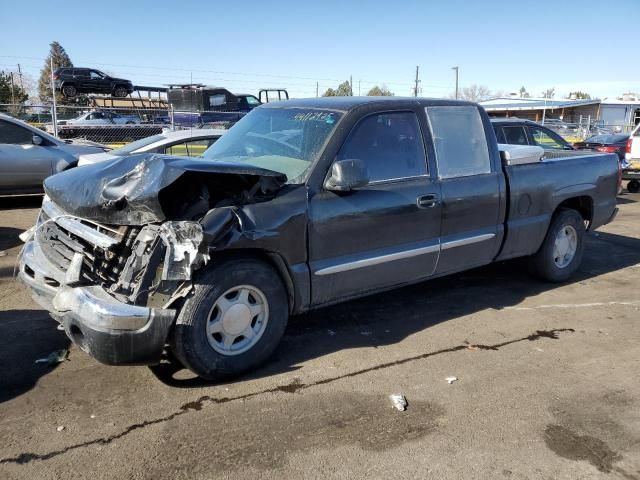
[
  {"left": 19, "top": 241, "right": 175, "bottom": 365},
  {"left": 622, "top": 168, "right": 640, "bottom": 181}
]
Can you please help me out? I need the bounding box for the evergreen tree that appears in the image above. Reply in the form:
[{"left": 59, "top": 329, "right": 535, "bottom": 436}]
[
  {"left": 0, "top": 71, "right": 29, "bottom": 104},
  {"left": 38, "top": 41, "right": 73, "bottom": 104}
]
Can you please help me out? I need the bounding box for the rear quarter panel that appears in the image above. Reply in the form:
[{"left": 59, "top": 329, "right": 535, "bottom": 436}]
[{"left": 497, "top": 153, "right": 618, "bottom": 260}]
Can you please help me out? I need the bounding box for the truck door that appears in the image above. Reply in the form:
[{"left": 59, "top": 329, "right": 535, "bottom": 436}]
[
  {"left": 308, "top": 110, "right": 442, "bottom": 305},
  {"left": 425, "top": 106, "right": 502, "bottom": 275}
]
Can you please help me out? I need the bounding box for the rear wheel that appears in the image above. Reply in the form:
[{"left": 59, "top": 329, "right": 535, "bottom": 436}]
[
  {"left": 113, "top": 86, "right": 128, "bottom": 98},
  {"left": 628, "top": 180, "right": 640, "bottom": 193},
  {"left": 170, "top": 258, "right": 289, "bottom": 381},
  {"left": 62, "top": 84, "right": 77, "bottom": 97},
  {"left": 528, "top": 208, "right": 585, "bottom": 282}
]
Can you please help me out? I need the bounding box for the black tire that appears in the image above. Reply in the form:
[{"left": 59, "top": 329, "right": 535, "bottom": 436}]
[
  {"left": 62, "top": 84, "right": 77, "bottom": 97},
  {"left": 628, "top": 180, "right": 640, "bottom": 193},
  {"left": 528, "top": 208, "right": 585, "bottom": 282},
  {"left": 170, "top": 258, "right": 289, "bottom": 381},
  {"left": 113, "top": 86, "right": 128, "bottom": 98}
]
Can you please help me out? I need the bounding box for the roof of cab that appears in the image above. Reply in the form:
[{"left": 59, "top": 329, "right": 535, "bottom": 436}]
[{"left": 261, "top": 96, "right": 478, "bottom": 111}]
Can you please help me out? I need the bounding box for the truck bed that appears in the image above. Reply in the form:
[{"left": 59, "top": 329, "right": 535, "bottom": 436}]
[{"left": 497, "top": 152, "right": 619, "bottom": 261}]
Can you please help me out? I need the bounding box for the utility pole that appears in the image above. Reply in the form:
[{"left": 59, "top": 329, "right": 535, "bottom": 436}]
[
  {"left": 358, "top": 80, "right": 361, "bottom": 96},
  {"left": 350, "top": 75, "right": 353, "bottom": 96},
  {"left": 413, "top": 66, "right": 420, "bottom": 97},
  {"left": 50, "top": 57, "right": 58, "bottom": 137},
  {"left": 316, "top": 81, "right": 319, "bottom": 97},
  {"left": 17, "top": 64, "right": 24, "bottom": 90},
  {"left": 452, "top": 66, "right": 459, "bottom": 100},
  {"left": 9, "top": 72, "right": 16, "bottom": 106}
]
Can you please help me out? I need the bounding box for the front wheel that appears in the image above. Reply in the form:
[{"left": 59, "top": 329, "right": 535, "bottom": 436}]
[
  {"left": 528, "top": 208, "right": 585, "bottom": 282},
  {"left": 113, "top": 87, "right": 129, "bottom": 98},
  {"left": 170, "top": 258, "right": 289, "bottom": 381},
  {"left": 628, "top": 180, "right": 640, "bottom": 193},
  {"left": 62, "top": 84, "right": 77, "bottom": 97}
]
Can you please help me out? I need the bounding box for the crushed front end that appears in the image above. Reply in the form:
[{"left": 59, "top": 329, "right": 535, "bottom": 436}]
[
  {"left": 19, "top": 197, "right": 206, "bottom": 365},
  {"left": 18, "top": 154, "right": 286, "bottom": 365}
]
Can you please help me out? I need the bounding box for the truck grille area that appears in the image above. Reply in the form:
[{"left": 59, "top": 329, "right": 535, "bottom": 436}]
[{"left": 37, "top": 206, "right": 140, "bottom": 288}]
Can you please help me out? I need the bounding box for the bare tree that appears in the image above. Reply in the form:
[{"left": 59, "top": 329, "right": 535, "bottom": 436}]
[
  {"left": 454, "top": 84, "right": 492, "bottom": 102},
  {"left": 541, "top": 87, "right": 555, "bottom": 99}
]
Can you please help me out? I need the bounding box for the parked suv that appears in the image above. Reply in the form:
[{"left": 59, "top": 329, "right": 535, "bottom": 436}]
[{"left": 54, "top": 68, "right": 134, "bottom": 98}]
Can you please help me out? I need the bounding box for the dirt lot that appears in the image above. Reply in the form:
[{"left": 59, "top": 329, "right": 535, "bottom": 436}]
[{"left": 0, "top": 191, "right": 639, "bottom": 480}]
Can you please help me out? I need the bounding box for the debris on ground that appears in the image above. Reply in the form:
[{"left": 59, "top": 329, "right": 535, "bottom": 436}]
[
  {"left": 327, "top": 330, "right": 336, "bottom": 336},
  {"left": 90, "top": 415, "right": 96, "bottom": 419},
  {"left": 56, "top": 426, "right": 65, "bottom": 432},
  {"left": 360, "top": 331, "right": 372, "bottom": 336},
  {"left": 35, "top": 349, "right": 69, "bottom": 365},
  {"left": 464, "top": 341, "right": 479, "bottom": 351},
  {"left": 446, "top": 376, "right": 458, "bottom": 384},
  {"left": 0, "top": 250, "right": 6, "bottom": 257},
  {"left": 389, "top": 394, "right": 408, "bottom": 411}
]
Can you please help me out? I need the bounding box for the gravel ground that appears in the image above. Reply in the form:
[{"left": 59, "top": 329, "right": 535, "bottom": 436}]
[{"left": 0, "top": 191, "right": 639, "bottom": 480}]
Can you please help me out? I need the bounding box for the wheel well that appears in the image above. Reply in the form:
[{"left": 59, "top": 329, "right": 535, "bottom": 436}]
[
  {"left": 206, "top": 250, "right": 296, "bottom": 314},
  {"left": 556, "top": 196, "right": 593, "bottom": 228}
]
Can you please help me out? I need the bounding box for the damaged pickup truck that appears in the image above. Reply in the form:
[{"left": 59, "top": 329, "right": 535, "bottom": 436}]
[{"left": 19, "top": 97, "right": 619, "bottom": 380}]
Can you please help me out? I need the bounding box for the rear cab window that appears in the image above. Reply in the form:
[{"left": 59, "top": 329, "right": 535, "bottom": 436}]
[{"left": 425, "top": 106, "right": 491, "bottom": 178}]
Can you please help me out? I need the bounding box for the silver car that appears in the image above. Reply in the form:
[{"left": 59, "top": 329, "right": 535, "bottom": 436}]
[
  {"left": 78, "top": 128, "right": 225, "bottom": 166},
  {"left": 0, "top": 113, "right": 106, "bottom": 194},
  {"left": 57, "top": 110, "right": 141, "bottom": 126}
]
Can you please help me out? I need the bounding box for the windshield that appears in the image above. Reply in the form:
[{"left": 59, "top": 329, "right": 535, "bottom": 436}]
[
  {"left": 110, "top": 134, "right": 166, "bottom": 155},
  {"left": 202, "top": 107, "right": 342, "bottom": 183}
]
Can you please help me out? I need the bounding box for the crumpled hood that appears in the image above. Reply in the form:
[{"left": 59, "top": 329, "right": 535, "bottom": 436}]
[{"left": 44, "top": 154, "right": 287, "bottom": 225}]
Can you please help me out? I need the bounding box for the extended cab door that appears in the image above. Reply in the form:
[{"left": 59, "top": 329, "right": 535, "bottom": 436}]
[
  {"left": 425, "top": 106, "right": 503, "bottom": 275},
  {"left": 308, "top": 110, "right": 442, "bottom": 305}
]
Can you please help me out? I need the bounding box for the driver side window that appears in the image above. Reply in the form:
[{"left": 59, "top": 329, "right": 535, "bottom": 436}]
[
  {"left": 530, "top": 127, "right": 566, "bottom": 150},
  {"left": 337, "top": 111, "right": 427, "bottom": 182},
  {"left": 0, "top": 120, "right": 33, "bottom": 145}
]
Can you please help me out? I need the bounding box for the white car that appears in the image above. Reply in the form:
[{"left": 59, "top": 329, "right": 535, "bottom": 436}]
[
  {"left": 623, "top": 123, "right": 640, "bottom": 192},
  {"left": 58, "top": 110, "right": 141, "bottom": 126},
  {"left": 78, "top": 128, "right": 226, "bottom": 166}
]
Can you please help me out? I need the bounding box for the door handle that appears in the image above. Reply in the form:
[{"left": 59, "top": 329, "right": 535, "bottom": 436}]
[{"left": 417, "top": 194, "right": 440, "bottom": 208}]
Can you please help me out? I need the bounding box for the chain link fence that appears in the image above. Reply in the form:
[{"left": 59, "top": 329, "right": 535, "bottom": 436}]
[
  {"left": 0, "top": 103, "right": 240, "bottom": 148},
  {"left": 2, "top": 102, "right": 637, "bottom": 149}
]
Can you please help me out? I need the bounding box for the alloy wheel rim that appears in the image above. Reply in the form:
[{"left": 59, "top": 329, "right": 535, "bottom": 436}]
[
  {"left": 553, "top": 225, "right": 578, "bottom": 268},
  {"left": 206, "top": 285, "right": 269, "bottom": 356}
]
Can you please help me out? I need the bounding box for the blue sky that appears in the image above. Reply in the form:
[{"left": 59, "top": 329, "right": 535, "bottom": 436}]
[{"left": 2, "top": 0, "right": 639, "bottom": 99}]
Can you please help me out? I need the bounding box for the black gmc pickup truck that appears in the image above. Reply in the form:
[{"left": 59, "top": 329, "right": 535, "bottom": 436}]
[{"left": 19, "top": 97, "right": 619, "bottom": 380}]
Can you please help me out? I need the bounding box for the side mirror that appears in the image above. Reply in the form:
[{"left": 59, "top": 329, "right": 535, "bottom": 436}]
[
  {"left": 32, "top": 135, "right": 43, "bottom": 146},
  {"left": 325, "top": 159, "right": 369, "bottom": 192}
]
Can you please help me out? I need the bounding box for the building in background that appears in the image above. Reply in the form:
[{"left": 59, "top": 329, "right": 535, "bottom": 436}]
[{"left": 479, "top": 97, "right": 640, "bottom": 130}]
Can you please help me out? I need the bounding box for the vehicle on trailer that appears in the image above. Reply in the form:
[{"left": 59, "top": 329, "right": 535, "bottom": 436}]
[
  {"left": 19, "top": 97, "right": 619, "bottom": 381},
  {"left": 78, "top": 129, "right": 225, "bottom": 166},
  {"left": 0, "top": 113, "right": 106, "bottom": 194},
  {"left": 167, "top": 85, "right": 288, "bottom": 127},
  {"left": 54, "top": 68, "right": 134, "bottom": 98},
  {"left": 623, "top": 122, "right": 640, "bottom": 192},
  {"left": 56, "top": 110, "right": 141, "bottom": 127}
]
